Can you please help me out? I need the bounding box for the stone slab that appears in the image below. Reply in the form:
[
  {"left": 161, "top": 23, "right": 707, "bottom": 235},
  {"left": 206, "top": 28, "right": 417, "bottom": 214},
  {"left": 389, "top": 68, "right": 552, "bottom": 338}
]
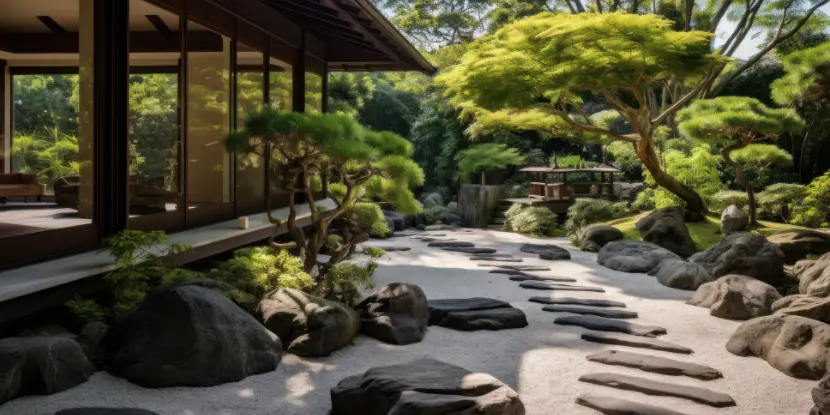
[
  {"left": 586, "top": 350, "right": 722, "bottom": 380},
  {"left": 542, "top": 305, "right": 638, "bottom": 319},
  {"left": 575, "top": 394, "right": 689, "bottom": 415},
  {"left": 443, "top": 247, "right": 498, "bottom": 254},
  {"left": 529, "top": 297, "right": 626, "bottom": 308},
  {"left": 428, "top": 241, "right": 474, "bottom": 248},
  {"left": 581, "top": 332, "right": 693, "bottom": 354},
  {"left": 493, "top": 265, "right": 550, "bottom": 271},
  {"left": 520, "top": 281, "right": 605, "bottom": 293},
  {"left": 509, "top": 275, "right": 578, "bottom": 283},
  {"left": 555, "top": 315, "right": 666, "bottom": 337},
  {"left": 579, "top": 372, "right": 736, "bottom": 407},
  {"left": 427, "top": 298, "right": 512, "bottom": 324},
  {"left": 470, "top": 257, "right": 523, "bottom": 262}
]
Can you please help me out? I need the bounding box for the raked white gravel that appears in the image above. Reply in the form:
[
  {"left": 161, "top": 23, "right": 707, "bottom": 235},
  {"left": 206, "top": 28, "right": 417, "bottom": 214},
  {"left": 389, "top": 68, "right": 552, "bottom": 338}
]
[{"left": 0, "top": 229, "right": 814, "bottom": 415}]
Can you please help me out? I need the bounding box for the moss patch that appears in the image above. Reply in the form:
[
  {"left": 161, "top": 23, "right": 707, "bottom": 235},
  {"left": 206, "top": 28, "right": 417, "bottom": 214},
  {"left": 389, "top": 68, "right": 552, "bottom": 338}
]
[{"left": 602, "top": 211, "right": 811, "bottom": 250}]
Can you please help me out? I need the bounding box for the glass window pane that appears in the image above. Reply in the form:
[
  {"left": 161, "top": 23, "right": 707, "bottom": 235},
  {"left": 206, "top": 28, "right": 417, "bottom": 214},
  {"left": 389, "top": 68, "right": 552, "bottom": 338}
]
[
  {"left": 236, "top": 44, "right": 265, "bottom": 205},
  {"left": 187, "top": 20, "right": 232, "bottom": 209},
  {"left": 268, "top": 58, "right": 291, "bottom": 202},
  {"left": 128, "top": 0, "right": 182, "bottom": 217},
  {"left": 305, "top": 72, "right": 322, "bottom": 114},
  {"left": 1, "top": 0, "right": 94, "bottom": 239}
]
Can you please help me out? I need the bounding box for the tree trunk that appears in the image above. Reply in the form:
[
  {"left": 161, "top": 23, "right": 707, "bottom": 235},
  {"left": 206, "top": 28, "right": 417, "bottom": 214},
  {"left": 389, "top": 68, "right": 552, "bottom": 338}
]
[
  {"left": 721, "top": 143, "right": 758, "bottom": 225},
  {"left": 635, "top": 139, "right": 707, "bottom": 221}
]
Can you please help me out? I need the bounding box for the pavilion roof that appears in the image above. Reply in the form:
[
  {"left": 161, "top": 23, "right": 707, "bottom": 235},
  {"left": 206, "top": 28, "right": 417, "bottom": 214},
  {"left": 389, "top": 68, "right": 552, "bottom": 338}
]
[{"left": 520, "top": 164, "right": 621, "bottom": 174}]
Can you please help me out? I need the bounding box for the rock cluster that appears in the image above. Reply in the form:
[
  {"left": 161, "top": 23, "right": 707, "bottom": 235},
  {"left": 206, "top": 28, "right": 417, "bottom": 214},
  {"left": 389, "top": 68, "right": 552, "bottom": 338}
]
[
  {"left": 354, "top": 283, "right": 429, "bottom": 345},
  {"left": 687, "top": 275, "right": 781, "bottom": 320},
  {"left": 636, "top": 207, "right": 697, "bottom": 258}
]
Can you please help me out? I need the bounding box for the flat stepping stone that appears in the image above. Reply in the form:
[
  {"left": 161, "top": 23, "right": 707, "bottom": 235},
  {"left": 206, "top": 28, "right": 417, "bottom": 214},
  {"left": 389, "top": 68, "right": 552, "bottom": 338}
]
[
  {"left": 520, "top": 281, "right": 605, "bottom": 292},
  {"left": 443, "top": 247, "right": 497, "bottom": 254},
  {"left": 576, "top": 394, "right": 689, "bottom": 415},
  {"left": 56, "top": 410, "right": 161, "bottom": 415},
  {"left": 470, "top": 257, "right": 523, "bottom": 262},
  {"left": 581, "top": 332, "right": 693, "bottom": 354},
  {"left": 428, "top": 241, "right": 474, "bottom": 248},
  {"left": 520, "top": 243, "right": 571, "bottom": 258},
  {"left": 579, "top": 372, "right": 736, "bottom": 408},
  {"left": 433, "top": 307, "right": 528, "bottom": 331},
  {"left": 509, "top": 275, "right": 577, "bottom": 283},
  {"left": 427, "top": 298, "right": 512, "bottom": 323},
  {"left": 489, "top": 269, "right": 530, "bottom": 275},
  {"left": 542, "top": 305, "right": 638, "bottom": 319},
  {"left": 555, "top": 315, "right": 666, "bottom": 337},
  {"left": 530, "top": 297, "right": 626, "bottom": 308},
  {"left": 493, "top": 265, "right": 550, "bottom": 271},
  {"left": 586, "top": 350, "right": 722, "bottom": 380}
]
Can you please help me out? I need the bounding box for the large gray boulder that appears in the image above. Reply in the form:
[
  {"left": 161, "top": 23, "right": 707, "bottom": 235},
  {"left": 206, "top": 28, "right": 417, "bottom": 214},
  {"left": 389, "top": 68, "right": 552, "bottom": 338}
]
[
  {"left": 423, "top": 192, "right": 445, "bottom": 209},
  {"left": 636, "top": 207, "right": 697, "bottom": 258},
  {"left": 720, "top": 205, "right": 749, "bottom": 235},
  {"left": 613, "top": 182, "right": 645, "bottom": 202},
  {"left": 260, "top": 288, "right": 360, "bottom": 357},
  {"left": 597, "top": 240, "right": 681, "bottom": 274},
  {"left": 812, "top": 374, "right": 830, "bottom": 415},
  {"left": 447, "top": 201, "right": 458, "bottom": 213},
  {"left": 799, "top": 253, "right": 830, "bottom": 297},
  {"left": 726, "top": 314, "right": 830, "bottom": 380},
  {"left": 104, "top": 285, "right": 281, "bottom": 388},
  {"left": 56, "top": 410, "right": 160, "bottom": 415},
  {"left": 687, "top": 275, "right": 781, "bottom": 320},
  {"left": 330, "top": 359, "right": 525, "bottom": 415},
  {"left": 769, "top": 229, "right": 830, "bottom": 264},
  {"left": 520, "top": 243, "right": 571, "bottom": 260},
  {"left": 354, "top": 283, "right": 429, "bottom": 345},
  {"left": 690, "top": 232, "right": 786, "bottom": 284},
  {"left": 649, "top": 259, "right": 714, "bottom": 291},
  {"left": 0, "top": 337, "right": 95, "bottom": 405},
  {"left": 580, "top": 225, "right": 624, "bottom": 252},
  {"left": 773, "top": 295, "right": 830, "bottom": 323}
]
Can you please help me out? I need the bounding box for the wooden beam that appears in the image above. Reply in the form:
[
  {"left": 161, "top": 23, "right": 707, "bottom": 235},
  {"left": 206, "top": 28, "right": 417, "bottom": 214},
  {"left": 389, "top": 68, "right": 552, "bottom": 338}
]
[
  {"left": 0, "top": 31, "right": 222, "bottom": 54},
  {"left": 146, "top": 15, "right": 175, "bottom": 40},
  {"left": 36, "top": 16, "right": 70, "bottom": 37}
]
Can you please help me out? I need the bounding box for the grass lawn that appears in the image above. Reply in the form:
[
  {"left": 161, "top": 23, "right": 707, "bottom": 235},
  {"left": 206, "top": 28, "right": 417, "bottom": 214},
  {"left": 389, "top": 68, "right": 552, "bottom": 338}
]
[{"left": 602, "top": 211, "right": 812, "bottom": 250}]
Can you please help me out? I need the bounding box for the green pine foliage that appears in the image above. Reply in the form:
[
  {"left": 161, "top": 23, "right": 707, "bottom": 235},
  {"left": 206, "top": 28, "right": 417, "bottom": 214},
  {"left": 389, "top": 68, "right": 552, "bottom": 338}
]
[
  {"left": 678, "top": 97, "right": 804, "bottom": 143},
  {"left": 709, "top": 190, "right": 750, "bottom": 213},
  {"left": 344, "top": 202, "right": 391, "bottom": 238},
  {"left": 772, "top": 42, "right": 830, "bottom": 105},
  {"left": 457, "top": 143, "right": 525, "bottom": 183}
]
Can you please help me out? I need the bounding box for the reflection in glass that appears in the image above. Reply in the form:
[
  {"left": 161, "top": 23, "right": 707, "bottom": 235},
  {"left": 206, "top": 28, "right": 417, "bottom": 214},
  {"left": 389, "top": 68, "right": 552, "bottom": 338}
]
[
  {"left": 128, "top": 0, "right": 182, "bottom": 216},
  {"left": 305, "top": 72, "right": 323, "bottom": 114},
  {"left": 236, "top": 45, "right": 265, "bottom": 205},
  {"left": 0, "top": 0, "right": 94, "bottom": 238},
  {"left": 269, "top": 59, "right": 292, "bottom": 201},
  {"left": 187, "top": 21, "right": 232, "bottom": 209}
]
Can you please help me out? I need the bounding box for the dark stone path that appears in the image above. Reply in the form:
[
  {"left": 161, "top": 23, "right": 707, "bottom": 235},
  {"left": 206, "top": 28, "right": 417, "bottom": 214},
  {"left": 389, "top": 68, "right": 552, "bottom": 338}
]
[
  {"left": 542, "top": 305, "right": 638, "bottom": 319},
  {"left": 586, "top": 350, "right": 722, "bottom": 380},
  {"left": 581, "top": 332, "right": 693, "bottom": 354},
  {"left": 554, "top": 315, "right": 667, "bottom": 337},
  {"left": 579, "top": 372, "right": 736, "bottom": 407}
]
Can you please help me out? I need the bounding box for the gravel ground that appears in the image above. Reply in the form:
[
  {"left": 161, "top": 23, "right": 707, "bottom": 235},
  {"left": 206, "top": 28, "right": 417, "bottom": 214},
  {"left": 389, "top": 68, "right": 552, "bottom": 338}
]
[{"left": 0, "top": 228, "right": 815, "bottom": 415}]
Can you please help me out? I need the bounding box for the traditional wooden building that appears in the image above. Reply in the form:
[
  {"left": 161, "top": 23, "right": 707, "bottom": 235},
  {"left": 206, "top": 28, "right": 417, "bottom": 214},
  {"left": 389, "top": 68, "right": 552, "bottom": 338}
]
[{"left": 0, "top": 0, "right": 433, "bottom": 325}]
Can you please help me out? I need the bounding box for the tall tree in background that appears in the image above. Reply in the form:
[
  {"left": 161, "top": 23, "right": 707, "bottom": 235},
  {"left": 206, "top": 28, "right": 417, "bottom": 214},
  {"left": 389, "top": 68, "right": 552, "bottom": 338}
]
[
  {"left": 376, "top": 0, "right": 492, "bottom": 49},
  {"left": 771, "top": 41, "right": 830, "bottom": 181},
  {"left": 438, "top": 13, "right": 725, "bottom": 219}
]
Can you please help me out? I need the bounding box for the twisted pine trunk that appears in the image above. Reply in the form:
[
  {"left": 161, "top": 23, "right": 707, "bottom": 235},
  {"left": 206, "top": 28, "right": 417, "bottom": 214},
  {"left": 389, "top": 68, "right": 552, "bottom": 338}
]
[
  {"left": 634, "top": 138, "right": 707, "bottom": 221},
  {"left": 721, "top": 143, "right": 759, "bottom": 226}
]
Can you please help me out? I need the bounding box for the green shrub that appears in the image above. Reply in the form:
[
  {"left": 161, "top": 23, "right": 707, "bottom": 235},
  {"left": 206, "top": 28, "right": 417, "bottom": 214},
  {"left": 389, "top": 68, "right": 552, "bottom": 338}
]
[
  {"left": 509, "top": 207, "right": 558, "bottom": 235},
  {"left": 365, "top": 247, "right": 387, "bottom": 258},
  {"left": 317, "top": 262, "right": 377, "bottom": 305},
  {"left": 709, "top": 190, "right": 749, "bottom": 213},
  {"left": 758, "top": 183, "right": 806, "bottom": 222},
  {"left": 793, "top": 171, "right": 830, "bottom": 228},
  {"left": 208, "top": 247, "right": 315, "bottom": 307},
  {"left": 66, "top": 230, "right": 197, "bottom": 322},
  {"left": 633, "top": 188, "right": 656, "bottom": 211},
  {"left": 565, "top": 198, "right": 630, "bottom": 236},
  {"left": 423, "top": 206, "right": 450, "bottom": 225}
]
